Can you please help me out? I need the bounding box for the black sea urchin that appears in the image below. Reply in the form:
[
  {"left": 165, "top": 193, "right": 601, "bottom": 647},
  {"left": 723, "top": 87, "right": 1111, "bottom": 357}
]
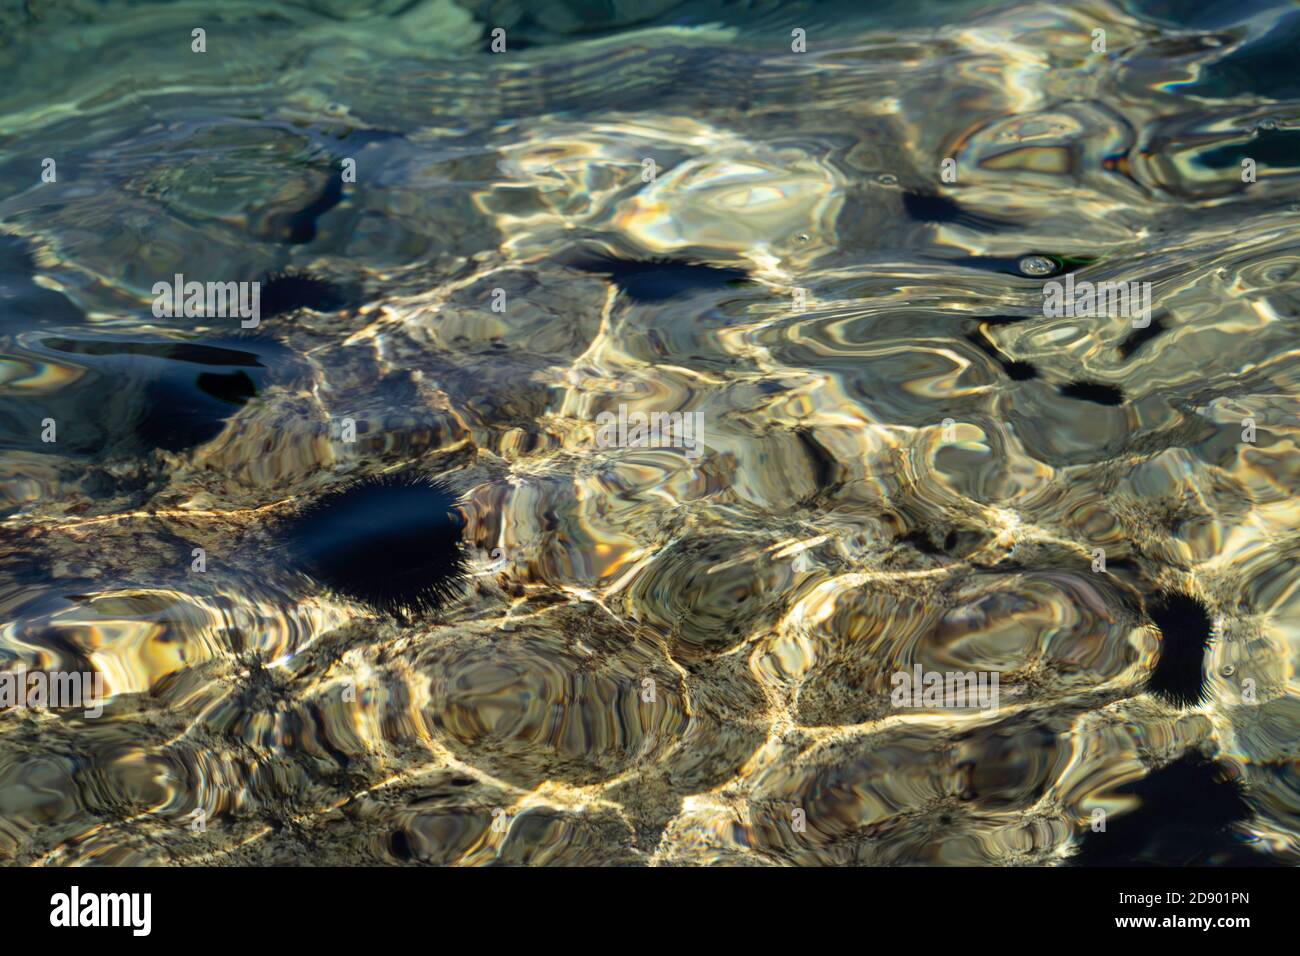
[
  {"left": 259, "top": 269, "right": 350, "bottom": 319},
  {"left": 1069, "top": 753, "right": 1258, "bottom": 866},
  {"left": 284, "top": 473, "right": 469, "bottom": 616},
  {"left": 1146, "top": 590, "right": 1215, "bottom": 707},
  {"left": 570, "top": 253, "right": 750, "bottom": 303},
  {"left": 1059, "top": 380, "right": 1125, "bottom": 406}
]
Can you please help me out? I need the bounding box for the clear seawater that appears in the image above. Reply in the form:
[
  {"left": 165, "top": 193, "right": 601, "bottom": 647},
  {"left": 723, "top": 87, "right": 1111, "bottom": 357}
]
[{"left": 1, "top": 0, "right": 1298, "bottom": 866}]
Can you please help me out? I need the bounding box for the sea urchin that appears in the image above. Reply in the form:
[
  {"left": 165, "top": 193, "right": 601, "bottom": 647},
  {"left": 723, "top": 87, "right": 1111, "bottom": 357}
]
[{"left": 284, "top": 472, "right": 469, "bottom": 616}]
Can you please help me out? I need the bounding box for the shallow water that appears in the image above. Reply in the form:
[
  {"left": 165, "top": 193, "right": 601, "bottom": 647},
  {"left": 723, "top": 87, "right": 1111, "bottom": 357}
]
[{"left": 1, "top": 0, "right": 1298, "bottom": 865}]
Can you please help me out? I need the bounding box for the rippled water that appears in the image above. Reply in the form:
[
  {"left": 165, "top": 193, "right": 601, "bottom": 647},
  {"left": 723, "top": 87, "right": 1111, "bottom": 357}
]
[{"left": 1, "top": 0, "right": 1299, "bottom": 866}]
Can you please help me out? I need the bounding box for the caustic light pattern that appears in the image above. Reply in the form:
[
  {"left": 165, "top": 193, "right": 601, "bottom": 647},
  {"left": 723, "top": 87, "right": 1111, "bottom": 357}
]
[{"left": 0, "top": 0, "right": 1298, "bottom": 866}]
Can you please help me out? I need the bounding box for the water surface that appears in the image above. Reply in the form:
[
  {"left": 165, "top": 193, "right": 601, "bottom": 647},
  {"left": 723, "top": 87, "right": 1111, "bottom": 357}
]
[{"left": 1, "top": 0, "right": 1298, "bottom": 866}]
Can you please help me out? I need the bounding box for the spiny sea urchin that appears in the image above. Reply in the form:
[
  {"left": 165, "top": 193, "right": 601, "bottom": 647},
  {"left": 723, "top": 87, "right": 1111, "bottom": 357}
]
[
  {"left": 259, "top": 269, "right": 351, "bottom": 319},
  {"left": 1146, "top": 590, "right": 1214, "bottom": 707},
  {"left": 1069, "top": 752, "right": 1256, "bottom": 865},
  {"left": 284, "top": 472, "right": 469, "bottom": 616},
  {"left": 570, "top": 253, "right": 751, "bottom": 303}
]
